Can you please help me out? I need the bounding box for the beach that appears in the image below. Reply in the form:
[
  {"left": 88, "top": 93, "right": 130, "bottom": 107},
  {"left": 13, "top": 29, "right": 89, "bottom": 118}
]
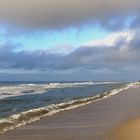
[
  {"left": 110, "top": 117, "right": 140, "bottom": 140},
  {"left": 0, "top": 86, "right": 140, "bottom": 140}
]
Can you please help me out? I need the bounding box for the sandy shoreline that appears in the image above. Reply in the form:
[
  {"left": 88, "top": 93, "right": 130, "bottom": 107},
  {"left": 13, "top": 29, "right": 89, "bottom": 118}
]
[{"left": 0, "top": 87, "right": 140, "bottom": 140}]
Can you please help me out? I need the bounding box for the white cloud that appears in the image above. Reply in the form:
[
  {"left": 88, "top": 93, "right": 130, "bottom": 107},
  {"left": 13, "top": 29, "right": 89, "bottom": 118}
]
[
  {"left": 84, "top": 30, "right": 134, "bottom": 47},
  {"left": 48, "top": 44, "right": 74, "bottom": 55}
]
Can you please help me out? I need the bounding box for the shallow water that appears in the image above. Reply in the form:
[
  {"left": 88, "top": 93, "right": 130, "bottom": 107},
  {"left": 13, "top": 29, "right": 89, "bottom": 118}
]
[{"left": 0, "top": 81, "right": 127, "bottom": 133}]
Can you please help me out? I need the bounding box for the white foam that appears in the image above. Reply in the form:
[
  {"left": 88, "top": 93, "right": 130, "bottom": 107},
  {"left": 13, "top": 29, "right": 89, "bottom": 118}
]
[
  {"left": 0, "top": 81, "right": 123, "bottom": 100},
  {"left": 0, "top": 84, "right": 46, "bottom": 99}
]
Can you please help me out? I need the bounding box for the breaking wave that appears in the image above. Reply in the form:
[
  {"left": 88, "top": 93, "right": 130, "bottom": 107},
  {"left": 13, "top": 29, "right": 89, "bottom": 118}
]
[{"left": 0, "top": 81, "right": 123, "bottom": 99}]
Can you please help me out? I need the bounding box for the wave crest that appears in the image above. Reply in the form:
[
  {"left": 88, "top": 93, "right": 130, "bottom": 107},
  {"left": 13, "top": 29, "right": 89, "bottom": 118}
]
[{"left": 0, "top": 81, "right": 123, "bottom": 99}]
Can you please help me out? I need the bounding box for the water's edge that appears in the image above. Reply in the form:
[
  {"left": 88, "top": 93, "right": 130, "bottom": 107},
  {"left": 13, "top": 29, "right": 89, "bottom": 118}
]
[{"left": 0, "top": 83, "right": 136, "bottom": 134}]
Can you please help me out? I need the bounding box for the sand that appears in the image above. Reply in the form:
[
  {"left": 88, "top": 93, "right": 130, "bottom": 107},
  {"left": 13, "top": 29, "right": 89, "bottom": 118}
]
[
  {"left": 0, "top": 87, "right": 140, "bottom": 140},
  {"left": 110, "top": 117, "right": 140, "bottom": 140}
]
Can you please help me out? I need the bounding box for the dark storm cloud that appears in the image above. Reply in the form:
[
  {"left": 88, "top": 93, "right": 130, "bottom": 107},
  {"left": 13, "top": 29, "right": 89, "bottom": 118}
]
[
  {"left": 0, "top": 45, "right": 64, "bottom": 70},
  {"left": 0, "top": 0, "right": 140, "bottom": 30},
  {"left": 0, "top": 30, "right": 140, "bottom": 72}
]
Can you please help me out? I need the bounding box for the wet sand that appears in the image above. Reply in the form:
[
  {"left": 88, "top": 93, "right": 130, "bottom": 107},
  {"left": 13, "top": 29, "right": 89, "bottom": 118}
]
[{"left": 0, "top": 87, "right": 140, "bottom": 140}]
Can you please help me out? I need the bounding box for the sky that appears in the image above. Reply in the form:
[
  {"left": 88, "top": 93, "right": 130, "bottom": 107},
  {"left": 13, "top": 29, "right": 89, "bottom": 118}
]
[{"left": 0, "top": 0, "right": 140, "bottom": 81}]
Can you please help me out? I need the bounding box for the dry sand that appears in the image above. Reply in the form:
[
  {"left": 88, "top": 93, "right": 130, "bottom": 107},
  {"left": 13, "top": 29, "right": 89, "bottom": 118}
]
[
  {"left": 110, "top": 117, "right": 140, "bottom": 140},
  {"left": 0, "top": 87, "right": 140, "bottom": 140}
]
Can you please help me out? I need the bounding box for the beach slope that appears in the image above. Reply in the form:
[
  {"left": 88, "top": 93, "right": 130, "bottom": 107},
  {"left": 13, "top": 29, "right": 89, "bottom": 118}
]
[{"left": 0, "top": 87, "right": 140, "bottom": 140}]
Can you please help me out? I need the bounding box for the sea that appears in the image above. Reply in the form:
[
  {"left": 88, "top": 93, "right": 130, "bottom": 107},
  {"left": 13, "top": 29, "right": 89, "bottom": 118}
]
[{"left": 0, "top": 81, "right": 131, "bottom": 134}]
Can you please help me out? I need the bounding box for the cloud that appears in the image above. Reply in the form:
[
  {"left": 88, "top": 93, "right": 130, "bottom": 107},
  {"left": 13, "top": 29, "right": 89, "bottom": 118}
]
[
  {"left": 0, "top": 29, "right": 140, "bottom": 75},
  {"left": 84, "top": 31, "right": 134, "bottom": 47},
  {"left": 0, "top": 0, "right": 140, "bottom": 30}
]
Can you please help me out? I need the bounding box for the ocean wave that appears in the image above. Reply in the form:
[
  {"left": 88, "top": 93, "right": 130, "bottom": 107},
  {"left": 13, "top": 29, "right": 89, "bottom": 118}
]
[
  {"left": 0, "top": 81, "right": 123, "bottom": 100},
  {"left": 0, "top": 83, "right": 133, "bottom": 134}
]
